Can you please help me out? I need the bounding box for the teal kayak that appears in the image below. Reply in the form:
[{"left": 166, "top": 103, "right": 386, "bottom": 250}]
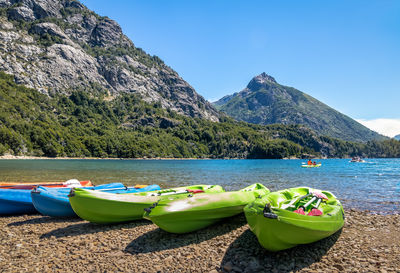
[{"left": 144, "top": 183, "right": 270, "bottom": 233}]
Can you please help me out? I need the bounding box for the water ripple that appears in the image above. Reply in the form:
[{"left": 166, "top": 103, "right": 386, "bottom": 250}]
[{"left": 0, "top": 158, "right": 399, "bottom": 213}]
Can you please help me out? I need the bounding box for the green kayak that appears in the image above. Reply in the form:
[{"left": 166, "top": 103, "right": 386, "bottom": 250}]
[
  {"left": 244, "top": 187, "right": 344, "bottom": 251},
  {"left": 69, "top": 185, "right": 224, "bottom": 224},
  {"left": 143, "top": 183, "right": 270, "bottom": 234}
]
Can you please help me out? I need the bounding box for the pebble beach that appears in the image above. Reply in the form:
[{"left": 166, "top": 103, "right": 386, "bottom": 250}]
[{"left": 0, "top": 209, "right": 399, "bottom": 272}]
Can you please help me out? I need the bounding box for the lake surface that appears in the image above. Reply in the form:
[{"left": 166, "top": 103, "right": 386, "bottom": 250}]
[{"left": 0, "top": 159, "right": 399, "bottom": 214}]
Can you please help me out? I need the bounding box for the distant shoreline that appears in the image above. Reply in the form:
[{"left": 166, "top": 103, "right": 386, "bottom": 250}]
[
  {"left": 0, "top": 155, "right": 327, "bottom": 160},
  {"left": 0, "top": 155, "right": 209, "bottom": 160}
]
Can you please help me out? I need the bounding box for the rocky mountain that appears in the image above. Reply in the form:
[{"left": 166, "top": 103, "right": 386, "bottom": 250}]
[
  {"left": 0, "top": 0, "right": 219, "bottom": 121},
  {"left": 214, "top": 73, "right": 384, "bottom": 142},
  {"left": 394, "top": 134, "right": 400, "bottom": 141}
]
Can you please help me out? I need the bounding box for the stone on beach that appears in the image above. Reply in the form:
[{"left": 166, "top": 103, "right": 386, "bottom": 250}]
[{"left": 0, "top": 210, "right": 398, "bottom": 272}]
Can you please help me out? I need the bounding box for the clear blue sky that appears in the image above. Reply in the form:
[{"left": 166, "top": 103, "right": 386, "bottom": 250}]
[{"left": 81, "top": 0, "right": 400, "bottom": 123}]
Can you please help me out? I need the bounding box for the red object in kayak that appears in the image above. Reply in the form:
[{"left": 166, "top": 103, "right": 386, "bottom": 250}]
[{"left": 186, "top": 189, "right": 205, "bottom": 194}]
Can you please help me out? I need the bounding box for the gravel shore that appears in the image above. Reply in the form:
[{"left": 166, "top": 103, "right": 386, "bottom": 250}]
[{"left": 0, "top": 210, "right": 399, "bottom": 272}]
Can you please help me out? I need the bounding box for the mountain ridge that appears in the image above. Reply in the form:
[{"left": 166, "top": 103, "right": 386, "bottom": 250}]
[
  {"left": 0, "top": 0, "right": 220, "bottom": 121},
  {"left": 214, "top": 73, "right": 384, "bottom": 142}
]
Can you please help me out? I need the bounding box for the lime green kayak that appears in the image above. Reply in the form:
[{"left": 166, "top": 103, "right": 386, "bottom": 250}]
[
  {"left": 244, "top": 187, "right": 344, "bottom": 251},
  {"left": 301, "top": 164, "right": 321, "bottom": 168},
  {"left": 143, "top": 183, "right": 270, "bottom": 234},
  {"left": 69, "top": 185, "right": 225, "bottom": 224}
]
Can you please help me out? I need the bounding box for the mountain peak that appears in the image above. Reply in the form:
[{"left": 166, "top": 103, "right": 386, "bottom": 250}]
[
  {"left": 247, "top": 72, "right": 277, "bottom": 90},
  {"left": 214, "top": 73, "right": 384, "bottom": 142},
  {"left": 257, "top": 72, "right": 277, "bottom": 83}
]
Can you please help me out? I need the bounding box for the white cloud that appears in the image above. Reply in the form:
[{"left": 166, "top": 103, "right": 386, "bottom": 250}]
[{"left": 356, "top": 118, "right": 400, "bottom": 138}]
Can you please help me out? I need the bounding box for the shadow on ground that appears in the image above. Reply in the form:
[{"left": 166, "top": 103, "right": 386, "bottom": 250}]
[
  {"left": 220, "top": 228, "right": 342, "bottom": 273},
  {"left": 125, "top": 215, "right": 247, "bottom": 254},
  {"left": 40, "top": 219, "right": 152, "bottom": 239},
  {"left": 8, "top": 216, "right": 82, "bottom": 226}
]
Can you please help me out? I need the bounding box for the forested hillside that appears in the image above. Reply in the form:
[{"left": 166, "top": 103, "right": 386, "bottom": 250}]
[{"left": 1, "top": 72, "right": 399, "bottom": 159}]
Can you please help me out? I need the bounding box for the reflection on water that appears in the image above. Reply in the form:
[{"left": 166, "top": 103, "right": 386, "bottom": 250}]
[{"left": 0, "top": 158, "right": 399, "bottom": 213}]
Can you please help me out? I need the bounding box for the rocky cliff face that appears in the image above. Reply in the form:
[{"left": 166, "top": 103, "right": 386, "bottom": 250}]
[
  {"left": 214, "top": 73, "right": 384, "bottom": 142},
  {"left": 0, "top": 0, "right": 219, "bottom": 121}
]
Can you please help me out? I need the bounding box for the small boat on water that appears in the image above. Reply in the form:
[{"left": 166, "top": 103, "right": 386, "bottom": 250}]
[
  {"left": 244, "top": 187, "right": 344, "bottom": 251},
  {"left": 301, "top": 163, "right": 321, "bottom": 168},
  {"left": 31, "top": 184, "right": 160, "bottom": 217},
  {"left": 350, "top": 157, "right": 365, "bottom": 163},
  {"left": 0, "top": 180, "right": 92, "bottom": 215},
  {"left": 69, "top": 185, "right": 225, "bottom": 224},
  {"left": 144, "top": 183, "right": 270, "bottom": 234}
]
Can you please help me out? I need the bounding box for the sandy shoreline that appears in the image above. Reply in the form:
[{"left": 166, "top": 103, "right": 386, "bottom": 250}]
[{"left": 0, "top": 209, "right": 399, "bottom": 272}]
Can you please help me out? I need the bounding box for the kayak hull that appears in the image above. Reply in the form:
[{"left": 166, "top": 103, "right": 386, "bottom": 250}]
[
  {"left": 32, "top": 184, "right": 160, "bottom": 217},
  {"left": 0, "top": 189, "right": 36, "bottom": 215},
  {"left": 144, "top": 183, "right": 270, "bottom": 234},
  {"left": 244, "top": 187, "right": 344, "bottom": 251},
  {"left": 0, "top": 199, "right": 36, "bottom": 215},
  {"left": 69, "top": 185, "right": 225, "bottom": 224}
]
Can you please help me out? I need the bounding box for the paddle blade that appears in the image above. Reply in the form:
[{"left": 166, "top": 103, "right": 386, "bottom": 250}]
[
  {"left": 308, "top": 208, "right": 323, "bottom": 216},
  {"left": 294, "top": 207, "right": 305, "bottom": 215}
]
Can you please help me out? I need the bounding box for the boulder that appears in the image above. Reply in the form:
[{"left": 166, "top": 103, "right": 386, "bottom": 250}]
[
  {"left": 30, "top": 0, "right": 62, "bottom": 19},
  {"left": 159, "top": 118, "right": 181, "bottom": 129},
  {"left": 30, "top": 22, "right": 68, "bottom": 40},
  {"left": 8, "top": 6, "right": 36, "bottom": 21},
  {"left": 0, "top": 0, "right": 11, "bottom": 8},
  {"left": 90, "top": 18, "right": 123, "bottom": 47}
]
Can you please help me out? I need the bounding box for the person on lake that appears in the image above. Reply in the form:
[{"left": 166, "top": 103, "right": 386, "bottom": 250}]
[
  {"left": 308, "top": 159, "right": 312, "bottom": 165},
  {"left": 313, "top": 161, "right": 316, "bottom": 165}
]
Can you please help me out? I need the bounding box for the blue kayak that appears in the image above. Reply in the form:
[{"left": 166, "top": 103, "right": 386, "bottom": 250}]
[
  {"left": 0, "top": 189, "right": 37, "bottom": 215},
  {"left": 31, "top": 184, "right": 161, "bottom": 217},
  {"left": 0, "top": 179, "right": 94, "bottom": 215},
  {"left": 0, "top": 182, "right": 122, "bottom": 216}
]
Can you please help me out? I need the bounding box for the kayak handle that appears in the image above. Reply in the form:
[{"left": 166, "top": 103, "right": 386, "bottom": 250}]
[
  {"left": 67, "top": 188, "right": 75, "bottom": 198},
  {"left": 144, "top": 202, "right": 159, "bottom": 213},
  {"left": 31, "top": 187, "right": 41, "bottom": 194},
  {"left": 263, "top": 203, "right": 278, "bottom": 219}
]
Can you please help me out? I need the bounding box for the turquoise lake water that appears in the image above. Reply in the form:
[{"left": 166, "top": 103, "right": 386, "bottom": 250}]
[{"left": 0, "top": 159, "right": 399, "bottom": 213}]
